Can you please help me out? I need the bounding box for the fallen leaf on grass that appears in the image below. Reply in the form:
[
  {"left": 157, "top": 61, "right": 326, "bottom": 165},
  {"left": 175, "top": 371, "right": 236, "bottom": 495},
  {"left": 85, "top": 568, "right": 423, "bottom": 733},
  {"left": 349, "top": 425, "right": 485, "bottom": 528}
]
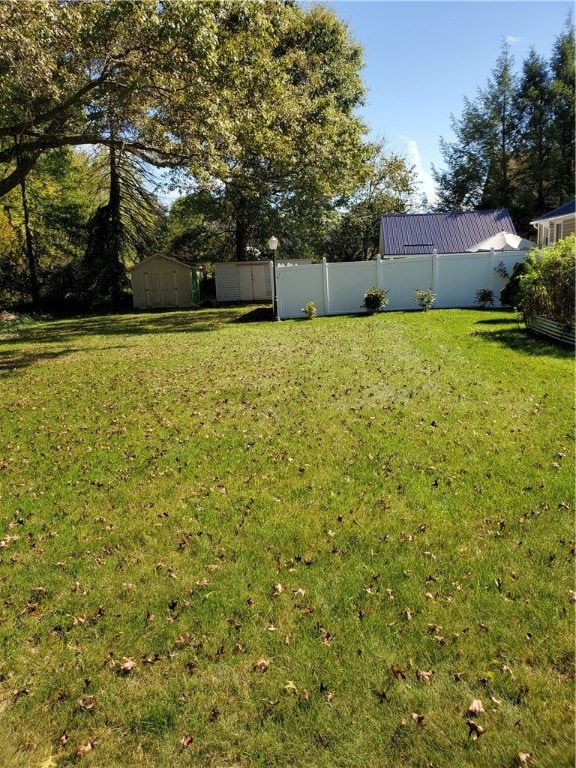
[
  {"left": 37, "top": 754, "right": 58, "bottom": 768},
  {"left": 416, "top": 669, "right": 434, "bottom": 684},
  {"left": 74, "top": 741, "right": 95, "bottom": 758},
  {"left": 467, "top": 699, "right": 485, "bottom": 715},
  {"left": 466, "top": 720, "right": 486, "bottom": 739},
  {"left": 117, "top": 658, "right": 137, "bottom": 675},
  {"left": 411, "top": 712, "right": 425, "bottom": 726},
  {"left": 180, "top": 734, "right": 193, "bottom": 749},
  {"left": 517, "top": 753, "right": 531, "bottom": 766},
  {"left": 76, "top": 695, "right": 97, "bottom": 712},
  {"left": 253, "top": 657, "right": 271, "bottom": 672}
]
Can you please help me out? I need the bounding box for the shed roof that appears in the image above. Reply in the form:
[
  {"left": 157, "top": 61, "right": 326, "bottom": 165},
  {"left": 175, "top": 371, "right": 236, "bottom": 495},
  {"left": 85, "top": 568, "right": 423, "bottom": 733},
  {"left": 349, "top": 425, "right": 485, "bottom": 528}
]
[
  {"left": 530, "top": 199, "right": 575, "bottom": 223},
  {"left": 380, "top": 209, "right": 516, "bottom": 255},
  {"left": 128, "top": 254, "right": 201, "bottom": 272}
]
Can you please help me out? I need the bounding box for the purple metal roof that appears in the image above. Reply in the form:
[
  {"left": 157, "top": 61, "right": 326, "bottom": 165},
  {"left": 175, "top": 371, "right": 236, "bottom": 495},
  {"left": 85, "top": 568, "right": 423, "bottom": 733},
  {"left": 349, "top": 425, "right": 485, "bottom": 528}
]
[{"left": 380, "top": 209, "right": 517, "bottom": 255}]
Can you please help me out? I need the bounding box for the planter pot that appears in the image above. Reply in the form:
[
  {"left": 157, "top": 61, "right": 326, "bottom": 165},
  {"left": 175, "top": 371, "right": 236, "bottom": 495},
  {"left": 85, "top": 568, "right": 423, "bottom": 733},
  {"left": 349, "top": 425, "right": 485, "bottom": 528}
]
[{"left": 525, "top": 315, "right": 575, "bottom": 347}]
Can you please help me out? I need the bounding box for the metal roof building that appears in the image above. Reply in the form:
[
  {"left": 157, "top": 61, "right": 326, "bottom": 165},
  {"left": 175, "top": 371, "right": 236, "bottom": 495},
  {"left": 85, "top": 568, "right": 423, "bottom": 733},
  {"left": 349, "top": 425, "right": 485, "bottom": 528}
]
[{"left": 379, "top": 209, "right": 517, "bottom": 256}]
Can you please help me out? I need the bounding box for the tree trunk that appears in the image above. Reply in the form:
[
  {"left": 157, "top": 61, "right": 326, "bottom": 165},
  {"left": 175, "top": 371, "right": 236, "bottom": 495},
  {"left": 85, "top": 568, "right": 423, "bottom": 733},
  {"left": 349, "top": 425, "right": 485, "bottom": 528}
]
[{"left": 17, "top": 148, "right": 40, "bottom": 312}]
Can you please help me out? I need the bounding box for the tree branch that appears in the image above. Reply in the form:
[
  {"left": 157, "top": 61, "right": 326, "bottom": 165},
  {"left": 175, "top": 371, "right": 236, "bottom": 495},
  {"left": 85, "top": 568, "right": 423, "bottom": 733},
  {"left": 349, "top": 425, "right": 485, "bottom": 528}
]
[{"left": 0, "top": 68, "right": 113, "bottom": 139}]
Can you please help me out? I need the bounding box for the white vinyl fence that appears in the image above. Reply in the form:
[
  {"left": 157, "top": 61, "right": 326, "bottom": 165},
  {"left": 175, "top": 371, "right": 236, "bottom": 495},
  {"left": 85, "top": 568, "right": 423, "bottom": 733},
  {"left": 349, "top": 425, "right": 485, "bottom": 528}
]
[{"left": 274, "top": 250, "right": 525, "bottom": 319}]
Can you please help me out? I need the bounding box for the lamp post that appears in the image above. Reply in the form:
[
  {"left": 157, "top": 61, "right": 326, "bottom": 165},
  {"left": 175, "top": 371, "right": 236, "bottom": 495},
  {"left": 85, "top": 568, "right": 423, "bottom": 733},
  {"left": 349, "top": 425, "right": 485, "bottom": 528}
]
[{"left": 268, "top": 235, "right": 280, "bottom": 320}]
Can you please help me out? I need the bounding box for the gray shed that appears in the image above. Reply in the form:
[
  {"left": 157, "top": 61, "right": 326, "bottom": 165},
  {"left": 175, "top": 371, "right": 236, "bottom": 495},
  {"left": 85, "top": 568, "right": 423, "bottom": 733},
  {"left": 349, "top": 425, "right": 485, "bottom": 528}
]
[{"left": 129, "top": 255, "right": 201, "bottom": 310}]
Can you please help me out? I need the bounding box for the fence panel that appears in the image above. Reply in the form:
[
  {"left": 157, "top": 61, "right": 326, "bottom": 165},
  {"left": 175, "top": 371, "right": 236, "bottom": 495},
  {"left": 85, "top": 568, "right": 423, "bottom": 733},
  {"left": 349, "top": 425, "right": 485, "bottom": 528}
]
[
  {"left": 323, "top": 261, "right": 378, "bottom": 314},
  {"left": 276, "top": 264, "right": 325, "bottom": 319},
  {"left": 383, "top": 257, "right": 434, "bottom": 310},
  {"left": 274, "top": 252, "right": 527, "bottom": 319},
  {"left": 436, "top": 253, "right": 490, "bottom": 308}
]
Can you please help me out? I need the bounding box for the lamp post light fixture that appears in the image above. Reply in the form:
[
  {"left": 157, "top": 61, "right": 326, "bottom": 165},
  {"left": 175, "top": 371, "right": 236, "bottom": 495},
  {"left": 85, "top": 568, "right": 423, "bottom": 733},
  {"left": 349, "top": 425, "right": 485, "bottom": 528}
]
[{"left": 268, "top": 236, "right": 280, "bottom": 320}]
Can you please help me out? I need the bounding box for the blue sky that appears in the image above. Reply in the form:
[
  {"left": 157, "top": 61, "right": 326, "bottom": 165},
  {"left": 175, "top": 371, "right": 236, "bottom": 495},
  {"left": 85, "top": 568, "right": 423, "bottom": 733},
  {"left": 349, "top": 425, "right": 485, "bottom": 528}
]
[{"left": 319, "top": 1, "right": 573, "bottom": 205}]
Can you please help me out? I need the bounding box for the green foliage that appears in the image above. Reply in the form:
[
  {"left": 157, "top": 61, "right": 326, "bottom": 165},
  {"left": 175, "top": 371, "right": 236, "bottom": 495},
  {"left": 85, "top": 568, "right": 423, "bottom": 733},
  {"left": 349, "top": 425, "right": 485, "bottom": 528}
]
[
  {"left": 0, "top": 148, "right": 95, "bottom": 312},
  {"left": 413, "top": 288, "right": 436, "bottom": 310},
  {"left": 499, "top": 259, "right": 529, "bottom": 308},
  {"left": 362, "top": 286, "right": 388, "bottom": 312},
  {"left": 322, "top": 142, "right": 419, "bottom": 261},
  {"left": 474, "top": 288, "right": 495, "bottom": 308},
  {"left": 301, "top": 300, "right": 317, "bottom": 319},
  {"left": 517, "top": 235, "right": 576, "bottom": 325},
  {"left": 433, "top": 19, "right": 575, "bottom": 230}
]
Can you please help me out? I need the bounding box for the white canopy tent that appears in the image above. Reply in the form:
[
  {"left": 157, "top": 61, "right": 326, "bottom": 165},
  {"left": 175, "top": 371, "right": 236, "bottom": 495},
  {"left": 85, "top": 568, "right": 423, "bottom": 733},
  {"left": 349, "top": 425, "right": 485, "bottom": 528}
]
[{"left": 467, "top": 231, "right": 535, "bottom": 252}]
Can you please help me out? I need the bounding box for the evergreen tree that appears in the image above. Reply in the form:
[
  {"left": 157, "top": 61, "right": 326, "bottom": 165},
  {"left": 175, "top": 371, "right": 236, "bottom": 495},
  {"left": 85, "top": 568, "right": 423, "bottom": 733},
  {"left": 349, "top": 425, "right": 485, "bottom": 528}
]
[
  {"left": 478, "top": 43, "right": 519, "bottom": 211},
  {"left": 549, "top": 18, "right": 576, "bottom": 206},
  {"left": 433, "top": 18, "right": 574, "bottom": 227},
  {"left": 513, "top": 48, "right": 554, "bottom": 229},
  {"left": 81, "top": 144, "right": 164, "bottom": 310}
]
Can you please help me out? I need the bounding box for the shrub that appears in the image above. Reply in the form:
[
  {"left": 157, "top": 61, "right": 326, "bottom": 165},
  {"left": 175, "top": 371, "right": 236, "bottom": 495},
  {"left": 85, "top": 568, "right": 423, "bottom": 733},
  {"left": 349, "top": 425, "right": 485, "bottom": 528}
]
[
  {"left": 414, "top": 288, "right": 436, "bottom": 310},
  {"left": 362, "top": 287, "right": 389, "bottom": 313},
  {"left": 500, "top": 259, "right": 529, "bottom": 308},
  {"left": 301, "top": 301, "right": 317, "bottom": 319},
  {"left": 475, "top": 288, "right": 494, "bottom": 308},
  {"left": 517, "top": 236, "right": 575, "bottom": 326}
]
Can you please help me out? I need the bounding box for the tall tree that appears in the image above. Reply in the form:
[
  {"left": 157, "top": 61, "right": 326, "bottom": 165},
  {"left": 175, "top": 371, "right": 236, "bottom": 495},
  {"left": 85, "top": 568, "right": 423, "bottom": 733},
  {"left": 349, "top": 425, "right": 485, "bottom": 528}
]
[
  {"left": 433, "top": 19, "right": 575, "bottom": 224},
  {"left": 322, "top": 142, "right": 419, "bottom": 261},
  {"left": 433, "top": 42, "right": 518, "bottom": 213},
  {"left": 478, "top": 43, "right": 519, "bottom": 210},
  {"left": 81, "top": 143, "right": 165, "bottom": 309},
  {"left": 0, "top": 148, "right": 95, "bottom": 310},
  {"left": 513, "top": 48, "right": 554, "bottom": 227},
  {"left": 183, "top": 2, "right": 371, "bottom": 261},
  {"left": 0, "top": 1, "right": 265, "bottom": 198},
  {"left": 548, "top": 18, "right": 575, "bottom": 206}
]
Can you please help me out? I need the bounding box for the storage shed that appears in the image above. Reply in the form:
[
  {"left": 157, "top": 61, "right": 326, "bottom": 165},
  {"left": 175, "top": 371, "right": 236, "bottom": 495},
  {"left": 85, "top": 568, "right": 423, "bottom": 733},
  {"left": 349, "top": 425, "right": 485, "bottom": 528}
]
[
  {"left": 215, "top": 260, "right": 311, "bottom": 303},
  {"left": 129, "top": 255, "right": 201, "bottom": 310}
]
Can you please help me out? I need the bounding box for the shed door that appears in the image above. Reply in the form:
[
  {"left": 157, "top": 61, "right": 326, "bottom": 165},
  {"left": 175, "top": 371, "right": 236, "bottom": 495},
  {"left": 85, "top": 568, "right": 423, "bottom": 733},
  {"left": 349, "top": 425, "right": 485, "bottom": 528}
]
[
  {"left": 145, "top": 270, "right": 178, "bottom": 308},
  {"left": 239, "top": 265, "right": 254, "bottom": 301},
  {"left": 251, "top": 265, "right": 268, "bottom": 300}
]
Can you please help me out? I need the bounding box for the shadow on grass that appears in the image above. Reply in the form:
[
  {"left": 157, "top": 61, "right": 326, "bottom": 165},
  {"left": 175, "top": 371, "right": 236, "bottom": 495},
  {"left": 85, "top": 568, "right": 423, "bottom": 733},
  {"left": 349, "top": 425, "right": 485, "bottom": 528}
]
[
  {"left": 470, "top": 320, "right": 574, "bottom": 359},
  {"left": 0, "top": 346, "right": 83, "bottom": 373},
  {"left": 0, "top": 306, "right": 265, "bottom": 347},
  {"left": 232, "top": 306, "right": 274, "bottom": 323}
]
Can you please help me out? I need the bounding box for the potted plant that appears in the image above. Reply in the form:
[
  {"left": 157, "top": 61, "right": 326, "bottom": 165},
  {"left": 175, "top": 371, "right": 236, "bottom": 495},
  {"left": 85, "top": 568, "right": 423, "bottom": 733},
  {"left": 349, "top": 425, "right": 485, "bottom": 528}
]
[{"left": 362, "top": 287, "right": 389, "bottom": 314}]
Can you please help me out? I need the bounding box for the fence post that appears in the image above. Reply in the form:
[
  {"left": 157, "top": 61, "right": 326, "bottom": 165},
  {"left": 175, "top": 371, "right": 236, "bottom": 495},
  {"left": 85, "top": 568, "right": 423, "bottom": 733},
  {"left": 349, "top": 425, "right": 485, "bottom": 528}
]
[
  {"left": 432, "top": 249, "right": 438, "bottom": 299},
  {"left": 488, "top": 248, "right": 495, "bottom": 293},
  {"left": 322, "top": 257, "right": 330, "bottom": 315},
  {"left": 376, "top": 254, "right": 383, "bottom": 290}
]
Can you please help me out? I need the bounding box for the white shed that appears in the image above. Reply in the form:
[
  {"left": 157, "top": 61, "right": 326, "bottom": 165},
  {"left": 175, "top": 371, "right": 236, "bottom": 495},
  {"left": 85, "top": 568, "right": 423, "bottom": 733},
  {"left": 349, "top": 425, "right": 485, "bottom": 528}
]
[
  {"left": 129, "top": 255, "right": 201, "bottom": 310},
  {"left": 214, "top": 260, "right": 312, "bottom": 302}
]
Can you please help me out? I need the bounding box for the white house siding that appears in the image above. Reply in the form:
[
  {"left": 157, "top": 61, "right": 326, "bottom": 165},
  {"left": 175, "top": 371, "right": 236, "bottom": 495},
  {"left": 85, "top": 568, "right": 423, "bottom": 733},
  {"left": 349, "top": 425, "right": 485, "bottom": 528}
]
[{"left": 274, "top": 251, "right": 524, "bottom": 319}]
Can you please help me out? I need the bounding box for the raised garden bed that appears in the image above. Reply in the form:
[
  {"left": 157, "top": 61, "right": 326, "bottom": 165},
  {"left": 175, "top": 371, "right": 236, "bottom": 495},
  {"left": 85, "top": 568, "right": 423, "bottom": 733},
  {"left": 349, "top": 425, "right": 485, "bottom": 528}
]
[{"left": 525, "top": 314, "right": 575, "bottom": 346}]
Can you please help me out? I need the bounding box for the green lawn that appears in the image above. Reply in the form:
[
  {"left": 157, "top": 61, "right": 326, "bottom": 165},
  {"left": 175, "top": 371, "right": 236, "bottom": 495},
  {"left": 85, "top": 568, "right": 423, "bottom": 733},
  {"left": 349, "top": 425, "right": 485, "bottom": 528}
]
[{"left": 0, "top": 307, "right": 573, "bottom": 768}]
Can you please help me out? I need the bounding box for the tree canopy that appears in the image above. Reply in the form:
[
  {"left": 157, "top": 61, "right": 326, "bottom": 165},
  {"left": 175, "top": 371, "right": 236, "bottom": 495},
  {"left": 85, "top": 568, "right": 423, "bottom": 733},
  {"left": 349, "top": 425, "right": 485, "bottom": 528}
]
[{"left": 0, "top": 0, "right": 376, "bottom": 307}]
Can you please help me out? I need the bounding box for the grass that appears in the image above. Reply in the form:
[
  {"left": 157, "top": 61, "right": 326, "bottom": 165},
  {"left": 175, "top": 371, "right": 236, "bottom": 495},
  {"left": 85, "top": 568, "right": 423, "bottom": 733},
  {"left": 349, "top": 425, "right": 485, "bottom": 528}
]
[{"left": 0, "top": 306, "right": 573, "bottom": 768}]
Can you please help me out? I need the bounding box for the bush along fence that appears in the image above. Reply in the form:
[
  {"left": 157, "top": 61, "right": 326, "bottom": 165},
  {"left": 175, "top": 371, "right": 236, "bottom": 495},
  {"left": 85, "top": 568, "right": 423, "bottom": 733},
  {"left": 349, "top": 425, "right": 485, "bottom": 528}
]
[{"left": 273, "top": 250, "right": 525, "bottom": 319}]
